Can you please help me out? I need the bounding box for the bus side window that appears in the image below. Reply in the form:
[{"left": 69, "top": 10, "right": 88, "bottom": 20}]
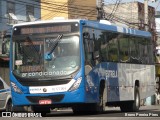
[
  {"left": 107, "top": 33, "right": 119, "bottom": 62},
  {"left": 99, "top": 32, "right": 108, "bottom": 62},
  {"left": 130, "top": 37, "right": 140, "bottom": 63},
  {"left": 139, "top": 39, "right": 149, "bottom": 64},
  {"left": 119, "top": 35, "right": 129, "bottom": 62}
]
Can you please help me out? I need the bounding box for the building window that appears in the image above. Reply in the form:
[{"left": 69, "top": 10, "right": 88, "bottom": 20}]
[
  {"left": 7, "top": 1, "right": 17, "bottom": 24},
  {"left": 26, "top": 5, "right": 35, "bottom": 22}
]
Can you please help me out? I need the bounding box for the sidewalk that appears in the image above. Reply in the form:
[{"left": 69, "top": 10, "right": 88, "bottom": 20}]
[
  {"left": 104, "top": 104, "right": 160, "bottom": 111},
  {"left": 140, "top": 104, "right": 160, "bottom": 111}
]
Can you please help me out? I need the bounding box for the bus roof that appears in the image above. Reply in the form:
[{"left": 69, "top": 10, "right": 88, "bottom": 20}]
[
  {"left": 13, "top": 19, "right": 151, "bottom": 38},
  {"left": 12, "top": 19, "right": 81, "bottom": 27},
  {"left": 82, "top": 20, "right": 151, "bottom": 38}
]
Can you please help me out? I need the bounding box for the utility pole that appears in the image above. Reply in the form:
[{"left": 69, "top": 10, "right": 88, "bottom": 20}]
[
  {"left": 144, "top": 0, "right": 149, "bottom": 31},
  {"left": 96, "top": 0, "right": 105, "bottom": 20}
]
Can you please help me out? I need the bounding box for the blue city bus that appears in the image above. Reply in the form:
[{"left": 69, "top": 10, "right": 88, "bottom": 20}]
[{"left": 10, "top": 19, "right": 156, "bottom": 114}]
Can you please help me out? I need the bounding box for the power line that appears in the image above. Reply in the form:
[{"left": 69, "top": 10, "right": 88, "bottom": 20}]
[
  {"left": 1, "top": 0, "right": 98, "bottom": 22},
  {"left": 1, "top": 0, "right": 128, "bottom": 23},
  {"left": 110, "top": 0, "right": 122, "bottom": 21},
  {"left": 105, "top": 1, "right": 157, "bottom": 29},
  {"left": 106, "top": 0, "right": 120, "bottom": 20},
  {"left": 40, "top": 0, "right": 73, "bottom": 20},
  {"left": 39, "top": 1, "right": 97, "bottom": 20},
  {"left": 1, "top": 0, "right": 155, "bottom": 31}
]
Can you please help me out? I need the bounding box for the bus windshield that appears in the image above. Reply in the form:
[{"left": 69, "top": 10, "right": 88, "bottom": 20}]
[
  {"left": 12, "top": 24, "right": 80, "bottom": 79},
  {"left": 12, "top": 34, "right": 80, "bottom": 78}
]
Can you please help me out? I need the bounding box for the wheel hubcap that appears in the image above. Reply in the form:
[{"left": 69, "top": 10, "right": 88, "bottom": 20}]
[{"left": 136, "top": 93, "right": 139, "bottom": 108}]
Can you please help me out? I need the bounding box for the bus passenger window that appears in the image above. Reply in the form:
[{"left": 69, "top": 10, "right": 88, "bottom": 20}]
[
  {"left": 139, "top": 39, "right": 149, "bottom": 64},
  {"left": 119, "top": 35, "right": 129, "bottom": 62},
  {"left": 108, "top": 47, "right": 118, "bottom": 62},
  {"left": 130, "top": 38, "right": 140, "bottom": 63},
  {"left": 108, "top": 41, "right": 118, "bottom": 62}
]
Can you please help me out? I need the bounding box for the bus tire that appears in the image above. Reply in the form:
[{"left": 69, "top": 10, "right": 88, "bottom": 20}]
[
  {"left": 120, "top": 86, "right": 140, "bottom": 112},
  {"left": 132, "top": 86, "right": 140, "bottom": 112},
  {"left": 94, "top": 82, "right": 106, "bottom": 113}
]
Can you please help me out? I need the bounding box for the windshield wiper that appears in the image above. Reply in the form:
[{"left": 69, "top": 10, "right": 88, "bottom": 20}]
[
  {"left": 48, "top": 34, "right": 63, "bottom": 55},
  {"left": 45, "top": 34, "right": 63, "bottom": 61}
]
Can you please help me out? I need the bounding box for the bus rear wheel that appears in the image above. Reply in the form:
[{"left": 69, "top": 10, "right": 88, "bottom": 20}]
[{"left": 120, "top": 86, "right": 140, "bottom": 112}]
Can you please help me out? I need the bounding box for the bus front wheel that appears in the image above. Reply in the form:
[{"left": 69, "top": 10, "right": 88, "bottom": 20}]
[{"left": 94, "top": 82, "right": 106, "bottom": 113}]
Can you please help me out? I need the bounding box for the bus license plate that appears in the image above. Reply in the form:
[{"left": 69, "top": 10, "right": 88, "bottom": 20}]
[{"left": 39, "top": 99, "right": 52, "bottom": 105}]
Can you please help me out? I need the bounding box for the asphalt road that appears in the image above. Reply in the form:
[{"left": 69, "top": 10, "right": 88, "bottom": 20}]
[{"left": 0, "top": 105, "right": 160, "bottom": 120}]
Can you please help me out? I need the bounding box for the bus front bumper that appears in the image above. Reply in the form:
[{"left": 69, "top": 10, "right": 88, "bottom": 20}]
[{"left": 12, "top": 87, "right": 86, "bottom": 106}]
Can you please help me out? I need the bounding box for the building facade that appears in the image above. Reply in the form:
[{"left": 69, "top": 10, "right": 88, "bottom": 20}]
[
  {"left": 104, "top": 1, "right": 156, "bottom": 41},
  {"left": 0, "top": 0, "right": 41, "bottom": 84},
  {"left": 155, "top": 11, "right": 160, "bottom": 98},
  {"left": 156, "top": 11, "right": 160, "bottom": 45},
  {"left": 41, "top": 0, "right": 97, "bottom": 20}
]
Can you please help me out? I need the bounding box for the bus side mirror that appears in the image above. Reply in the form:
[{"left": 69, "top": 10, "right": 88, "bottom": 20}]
[{"left": 85, "top": 65, "right": 92, "bottom": 76}]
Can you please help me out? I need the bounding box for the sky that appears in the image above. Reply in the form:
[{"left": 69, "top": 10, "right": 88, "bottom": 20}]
[{"left": 104, "top": 0, "right": 160, "bottom": 11}]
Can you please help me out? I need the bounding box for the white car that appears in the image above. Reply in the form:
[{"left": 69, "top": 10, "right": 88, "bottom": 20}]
[{"left": 0, "top": 77, "right": 12, "bottom": 111}]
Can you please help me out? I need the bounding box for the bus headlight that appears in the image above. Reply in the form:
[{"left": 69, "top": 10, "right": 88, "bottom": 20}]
[
  {"left": 11, "top": 82, "right": 22, "bottom": 94},
  {"left": 69, "top": 77, "right": 82, "bottom": 91}
]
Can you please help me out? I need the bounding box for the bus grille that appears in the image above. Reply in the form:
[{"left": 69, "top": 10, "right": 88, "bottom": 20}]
[{"left": 26, "top": 94, "right": 65, "bottom": 103}]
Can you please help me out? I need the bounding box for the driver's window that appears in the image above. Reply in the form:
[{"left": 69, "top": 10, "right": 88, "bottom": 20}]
[{"left": 83, "top": 31, "right": 95, "bottom": 67}]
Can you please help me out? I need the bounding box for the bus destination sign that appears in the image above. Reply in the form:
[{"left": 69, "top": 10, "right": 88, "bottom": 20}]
[{"left": 21, "top": 25, "right": 71, "bottom": 34}]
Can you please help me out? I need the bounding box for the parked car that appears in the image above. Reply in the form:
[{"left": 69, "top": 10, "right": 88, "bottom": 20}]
[{"left": 0, "top": 77, "right": 12, "bottom": 111}]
